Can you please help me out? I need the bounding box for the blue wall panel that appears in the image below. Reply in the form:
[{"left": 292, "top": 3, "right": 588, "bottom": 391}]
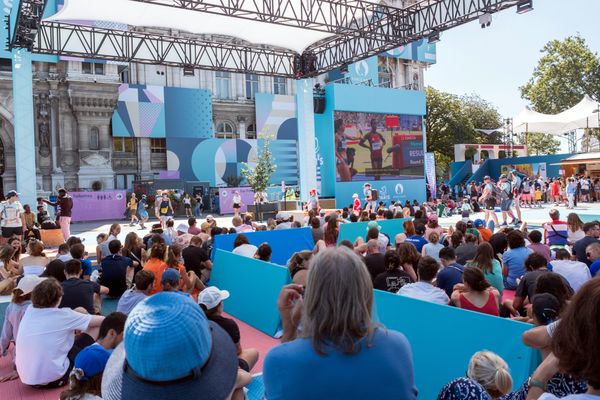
[
  {"left": 211, "top": 250, "right": 291, "bottom": 336},
  {"left": 212, "top": 227, "right": 315, "bottom": 265},
  {"left": 374, "top": 290, "right": 535, "bottom": 400}
]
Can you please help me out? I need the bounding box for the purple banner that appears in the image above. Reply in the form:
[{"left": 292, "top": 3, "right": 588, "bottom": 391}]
[
  {"left": 159, "top": 170, "right": 180, "bottom": 179},
  {"left": 219, "top": 187, "right": 255, "bottom": 214},
  {"left": 70, "top": 191, "right": 127, "bottom": 222}
]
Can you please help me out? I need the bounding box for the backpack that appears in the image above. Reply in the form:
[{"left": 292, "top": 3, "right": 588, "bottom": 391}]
[{"left": 371, "top": 189, "right": 379, "bottom": 201}]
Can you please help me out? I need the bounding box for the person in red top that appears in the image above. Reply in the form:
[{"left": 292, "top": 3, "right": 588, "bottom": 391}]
[
  {"left": 451, "top": 266, "right": 500, "bottom": 316},
  {"left": 359, "top": 119, "right": 387, "bottom": 173},
  {"left": 352, "top": 193, "right": 361, "bottom": 216},
  {"left": 550, "top": 178, "right": 561, "bottom": 205}
]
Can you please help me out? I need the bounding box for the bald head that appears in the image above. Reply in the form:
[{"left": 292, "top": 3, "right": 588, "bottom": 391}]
[{"left": 367, "top": 239, "right": 379, "bottom": 254}]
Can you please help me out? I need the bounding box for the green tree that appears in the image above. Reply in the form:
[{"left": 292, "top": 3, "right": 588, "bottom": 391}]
[
  {"left": 517, "top": 132, "right": 561, "bottom": 155},
  {"left": 425, "top": 87, "right": 502, "bottom": 177},
  {"left": 520, "top": 35, "right": 600, "bottom": 114},
  {"left": 241, "top": 141, "right": 277, "bottom": 202}
]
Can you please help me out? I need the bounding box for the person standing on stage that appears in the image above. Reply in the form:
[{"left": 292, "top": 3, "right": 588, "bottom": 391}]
[
  {"left": 154, "top": 190, "right": 163, "bottom": 222},
  {"left": 510, "top": 170, "right": 523, "bottom": 224},
  {"left": 478, "top": 176, "right": 499, "bottom": 228},
  {"left": 128, "top": 195, "right": 139, "bottom": 226},
  {"left": 157, "top": 192, "right": 174, "bottom": 227},
  {"left": 0, "top": 191, "right": 26, "bottom": 243},
  {"left": 363, "top": 183, "right": 376, "bottom": 212},
  {"left": 306, "top": 189, "right": 319, "bottom": 214},
  {"left": 352, "top": 193, "right": 361, "bottom": 216},
  {"left": 194, "top": 192, "right": 203, "bottom": 217},
  {"left": 183, "top": 193, "right": 193, "bottom": 218},
  {"left": 359, "top": 119, "right": 387, "bottom": 178},
  {"left": 137, "top": 194, "right": 149, "bottom": 230},
  {"left": 232, "top": 191, "right": 242, "bottom": 218},
  {"left": 43, "top": 188, "right": 73, "bottom": 241}
]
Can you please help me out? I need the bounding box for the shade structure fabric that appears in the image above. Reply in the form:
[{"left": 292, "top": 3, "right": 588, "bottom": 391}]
[
  {"left": 47, "top": 0, "right": 360, "bottom": 54},
  {"left": 513, "top": 95, "right": 600, "bottom": 135}
]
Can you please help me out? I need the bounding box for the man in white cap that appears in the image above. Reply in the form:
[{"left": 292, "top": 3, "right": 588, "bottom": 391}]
[{"left": 198, "top": 287, "right": 259, "bottom": 399}]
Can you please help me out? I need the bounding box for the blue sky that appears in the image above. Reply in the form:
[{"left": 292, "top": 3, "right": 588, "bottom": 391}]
[{"left": 425, "top": 0, "right": 600, "bottom": 151}]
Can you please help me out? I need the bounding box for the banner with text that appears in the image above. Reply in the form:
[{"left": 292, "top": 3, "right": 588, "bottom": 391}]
[
  {"left": 70, "top": 191, "right": 127, "bottom": 222},
  {"left": 218, "top": 187, "right": 255, "bottom": 214}
]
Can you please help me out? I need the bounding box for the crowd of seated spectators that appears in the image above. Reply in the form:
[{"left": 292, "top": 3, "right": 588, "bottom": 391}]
[{"left": 0, "top": 203, "right": 599, "bottom": 400}]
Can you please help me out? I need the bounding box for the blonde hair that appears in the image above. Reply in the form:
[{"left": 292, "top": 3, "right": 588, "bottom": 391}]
[
  {"left": 300, "top": 247, "right": 375, "bottom": 355},
  {"left": 231, "top": 216, "right": 243, "bottom": 227},
  {"left": 467, "top": 351, "right": 513, "bottom": 398},
  {"left": 428, "top": 231, "right": 439, "bottom": 244},
  {"left": 27, "top": 240, "right": 46, "bottom": 257}
]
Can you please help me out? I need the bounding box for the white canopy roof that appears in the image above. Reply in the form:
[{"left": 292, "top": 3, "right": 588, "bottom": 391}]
[
  {"left": 513, "top": 95, "right": 600, "bottom": 135},
  {"left": 47, "top": 0, "right": 361, "bottom": 54}
]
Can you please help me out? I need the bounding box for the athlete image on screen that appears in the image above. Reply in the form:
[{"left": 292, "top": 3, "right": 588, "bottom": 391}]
[
  {"left": 359, "top": 119, "right": 387, "bottom": 177},
  {"left": 334, "top": 118, "right": 360, "bottom": 182}
]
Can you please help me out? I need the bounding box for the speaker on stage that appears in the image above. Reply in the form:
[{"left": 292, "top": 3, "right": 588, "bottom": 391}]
[{"left": 314, "top": 96, "right": 325, "bottom": 114}]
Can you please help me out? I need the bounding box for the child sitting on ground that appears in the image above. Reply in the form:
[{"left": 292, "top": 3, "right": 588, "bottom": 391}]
[{"left": 95, "top": 233, "right": 107, "bottom": 267}]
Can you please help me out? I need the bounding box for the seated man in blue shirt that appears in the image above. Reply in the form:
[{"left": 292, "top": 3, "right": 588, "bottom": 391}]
[
  {"left": 437, "top": 247, "right": 464, "bottom": 298},
  {"left": 99, "top": 240, "right": 136, "bottom": 298},
  {"left": 405, "top": 224, "right": 428, "bottom": 253},
  {"left": 69, "top": 243, "right": 93, "bottom": 280},
  {"left": 161, "top": 269, "right": 191, "bottom": 298}
]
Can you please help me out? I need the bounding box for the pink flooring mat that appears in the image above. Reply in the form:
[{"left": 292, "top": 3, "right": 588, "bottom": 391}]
[{"left": 0, "top": 313, "right": 279, "bottom": 400}]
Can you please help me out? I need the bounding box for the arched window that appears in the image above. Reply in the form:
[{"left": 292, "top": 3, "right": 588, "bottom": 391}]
[
  {"left": 89, "top": 126, "right": 100, "bottom": 150},
  {"left": 215, "top": 121, "right": 236, "bottom": 139},
  {"left": 246, "top": 123, "right": 256, "bottom": 139}
]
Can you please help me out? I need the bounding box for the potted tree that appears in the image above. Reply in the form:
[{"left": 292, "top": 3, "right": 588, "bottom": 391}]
[{"left": 241, "top": 141, "right": 277, "bottom": 221}]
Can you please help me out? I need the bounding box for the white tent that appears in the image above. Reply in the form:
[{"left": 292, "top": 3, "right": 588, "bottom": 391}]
[{"left": 513, "top": 95, "right": 600, "bottom": 135}]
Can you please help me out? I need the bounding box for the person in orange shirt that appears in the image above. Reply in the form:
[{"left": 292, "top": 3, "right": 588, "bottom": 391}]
[{"left": 474, "top": 219, "right": 493, "bottom": 242}]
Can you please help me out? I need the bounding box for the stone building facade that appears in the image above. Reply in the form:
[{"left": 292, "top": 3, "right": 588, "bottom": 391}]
[{"left": 0, "top": 54, "right": 426, "bottom": 195}]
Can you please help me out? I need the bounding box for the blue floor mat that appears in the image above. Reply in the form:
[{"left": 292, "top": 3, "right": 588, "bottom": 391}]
[{"left": 247, "top": 373, "right": 265, "bottom": 400}]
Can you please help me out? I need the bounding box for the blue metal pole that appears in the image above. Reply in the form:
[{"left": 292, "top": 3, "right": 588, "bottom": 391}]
[
  {"left": 295, "top": 78, "right": 317, "bottom": 202},
  {"left": 12, "top": 48, "right": 37, "bottom": 206}
]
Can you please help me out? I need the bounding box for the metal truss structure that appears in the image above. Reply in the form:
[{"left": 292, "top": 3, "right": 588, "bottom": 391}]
[{"left": 10, "top": 0, "right": 528, "bottom": 78}]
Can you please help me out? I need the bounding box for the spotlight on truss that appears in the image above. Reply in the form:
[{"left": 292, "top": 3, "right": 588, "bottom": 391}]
[{"left": 516, "top": 0, "right": 533, "bottom": 14}]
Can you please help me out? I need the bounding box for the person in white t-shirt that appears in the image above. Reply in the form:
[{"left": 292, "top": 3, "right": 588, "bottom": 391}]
[
  {"left": 548, "top": 249, "right": 591, "bottom": 292},
  {"left": 398, "top": 256, "right": 449, "bottom": 305},
  {"left": 525, "top": 278, "right": 600, "bottom": 400},
  {"left": 0, "top": 191, "right": 26, "bottom": 242},
  {"left": 15, "top": 278, "right": 104, "bottom": 388},
  {"left": 231, "top": 234, "right": 258, "bottom": 258}
]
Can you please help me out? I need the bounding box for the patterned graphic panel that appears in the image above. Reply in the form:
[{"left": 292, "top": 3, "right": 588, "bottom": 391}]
[
  {"left": 112, "top": 84, "right": 213, "bottom": 138},
  {"left": 256, "top": 93, "right": 298, "bottom": 140},
  {"left": 167, "top": 138, "right": 298, "bottom": 187}
]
